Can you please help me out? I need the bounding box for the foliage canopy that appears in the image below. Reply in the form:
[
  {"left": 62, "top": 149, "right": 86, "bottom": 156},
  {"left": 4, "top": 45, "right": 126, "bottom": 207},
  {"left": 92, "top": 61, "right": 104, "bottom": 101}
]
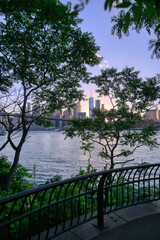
[
  {"left": 66, "top": 67, "right": 160, "bottom": 169},
  {"left": 0, "top": 0, "right": 100, "bottom": 191}
]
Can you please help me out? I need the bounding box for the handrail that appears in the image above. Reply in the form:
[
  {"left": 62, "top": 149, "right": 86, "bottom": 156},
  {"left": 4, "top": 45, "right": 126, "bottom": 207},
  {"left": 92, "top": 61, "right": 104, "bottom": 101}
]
[{"left": 0, "top": 163, "right": 160, "bottom": 239}]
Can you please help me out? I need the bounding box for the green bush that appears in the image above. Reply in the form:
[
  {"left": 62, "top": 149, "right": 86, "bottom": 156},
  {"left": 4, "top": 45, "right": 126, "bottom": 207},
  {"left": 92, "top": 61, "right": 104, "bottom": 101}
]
[
  {"left": 0, "top": 155, "right": 32, "bottom": 197},
  {"left": 45, "top": 174, "right": 62, "bottom": 184},
  {"left": 74, "top": 164, "right": 97, "bottom": 177}
]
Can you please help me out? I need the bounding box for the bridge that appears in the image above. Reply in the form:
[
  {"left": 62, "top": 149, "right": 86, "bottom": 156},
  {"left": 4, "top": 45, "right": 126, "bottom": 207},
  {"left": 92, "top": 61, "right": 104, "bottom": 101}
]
[
  {"left": 0, "top": 163, "right": 160, "bottom": 239},
  {"left": 0, "top": 112, "right": 71, "bottom": 122}
]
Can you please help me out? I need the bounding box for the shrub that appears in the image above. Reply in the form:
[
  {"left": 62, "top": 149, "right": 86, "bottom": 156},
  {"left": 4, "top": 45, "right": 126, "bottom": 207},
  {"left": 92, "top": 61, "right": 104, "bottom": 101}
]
[{"left": 0, "top": 155, "right": 32, "bottom": 197}]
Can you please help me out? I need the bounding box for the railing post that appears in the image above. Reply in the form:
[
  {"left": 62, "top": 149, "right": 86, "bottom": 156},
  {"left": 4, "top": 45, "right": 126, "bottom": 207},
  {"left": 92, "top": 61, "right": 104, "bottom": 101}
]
[{"left": 97, "top": 173, "right": 107, "bottom": 229}]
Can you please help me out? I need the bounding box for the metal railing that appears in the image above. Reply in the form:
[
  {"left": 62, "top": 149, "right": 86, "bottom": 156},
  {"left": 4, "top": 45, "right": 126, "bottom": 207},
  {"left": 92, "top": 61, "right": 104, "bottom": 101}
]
[{"left": 0, "top": 163, "right": 160, "bottom": 240}]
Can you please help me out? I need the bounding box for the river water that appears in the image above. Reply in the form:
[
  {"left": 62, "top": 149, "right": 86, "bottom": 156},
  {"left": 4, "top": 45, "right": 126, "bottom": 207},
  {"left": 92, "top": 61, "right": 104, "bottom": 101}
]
[{"left": 0, "top": 131, "right": 160, "bottom": 184}]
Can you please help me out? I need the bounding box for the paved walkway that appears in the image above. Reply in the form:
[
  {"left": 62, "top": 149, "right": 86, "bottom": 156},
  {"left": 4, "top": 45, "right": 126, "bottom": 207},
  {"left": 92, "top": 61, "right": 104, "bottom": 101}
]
[{"left": 54, "top": 201, "right": 160, "bottom": 240}]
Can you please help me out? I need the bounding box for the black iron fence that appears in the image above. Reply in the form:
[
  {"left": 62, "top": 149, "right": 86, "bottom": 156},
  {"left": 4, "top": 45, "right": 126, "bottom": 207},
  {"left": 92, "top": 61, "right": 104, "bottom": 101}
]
[{"left": 0, "top": 163, "right": 160, "bottom": 240}]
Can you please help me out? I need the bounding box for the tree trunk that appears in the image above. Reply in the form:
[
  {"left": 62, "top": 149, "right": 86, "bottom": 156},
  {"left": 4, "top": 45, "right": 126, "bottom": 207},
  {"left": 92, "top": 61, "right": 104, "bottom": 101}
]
[
  {"left": 107, "top": 154, "right": 114, "bottom": 185},
  {"left": 5, "top": 148, "right": 21, "bottom": 192},
  {"left": 110, "top": 152, "right": 114, "bottom": 170}
]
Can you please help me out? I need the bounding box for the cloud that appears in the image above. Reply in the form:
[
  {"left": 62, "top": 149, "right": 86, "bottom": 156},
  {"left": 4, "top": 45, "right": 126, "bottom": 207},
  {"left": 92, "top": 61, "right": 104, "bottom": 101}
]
[
  {"left": 95, "top": 53, "right": 102, "bottom": 58},
  {"left": 113, "top": 2, "right": 116, "bottom": 7},
  {"left": 96, "top": 55, "right": 110, "bottom": 69},
  {"left": 98, "top": 64, "right": 104, "bottom": 68},
  {"left": 98, "top": 63, "right": 110, "bottom": 69}
]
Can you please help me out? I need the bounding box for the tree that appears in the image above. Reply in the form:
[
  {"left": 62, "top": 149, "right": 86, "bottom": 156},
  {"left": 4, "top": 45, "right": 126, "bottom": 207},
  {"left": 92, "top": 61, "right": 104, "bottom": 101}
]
[
  {"left": 0, "top": 0, "right": 100, "bottom": 192},
  {"left": 66, "top": 67, "right": 160, "bottom": 170},
  {"left": 75, "top": 0, "right": 160, "bottom": 59}
]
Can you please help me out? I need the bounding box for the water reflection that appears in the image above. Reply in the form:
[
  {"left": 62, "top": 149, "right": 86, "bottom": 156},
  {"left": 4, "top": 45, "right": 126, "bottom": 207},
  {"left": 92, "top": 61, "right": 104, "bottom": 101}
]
[{"left": 0, "top": 131, "right": 160, "bottom": 184}]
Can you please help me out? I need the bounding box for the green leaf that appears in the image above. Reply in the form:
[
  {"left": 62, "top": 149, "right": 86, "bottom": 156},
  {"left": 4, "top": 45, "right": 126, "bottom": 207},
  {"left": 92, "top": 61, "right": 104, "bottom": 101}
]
[
  {"left": 124, "top": 12, "right": 130, "bottom": 32},
  {"left": 116, "top": 2, "right": 132, "bottom": 8},
  {"left": 132, "top": 4, "right": 142, "bottom": 23},
  {"left": 104, "top": 0, "right": 115, "bottom": 11}
]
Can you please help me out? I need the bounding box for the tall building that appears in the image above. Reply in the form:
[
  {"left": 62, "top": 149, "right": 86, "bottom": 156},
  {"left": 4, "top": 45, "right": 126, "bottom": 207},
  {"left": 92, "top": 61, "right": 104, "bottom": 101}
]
[
  {"left": 145, "top": 109, "right": 159, "bottom": 121},
  {"left": 63, "top": 109, "right": 72, "bottom": 119},
  {"left": 32, "top": 103, "right": 41, "bottom": 116},
  {"left": 53, "top": 110, "right": 62, "bottom": 128},
  {"left": 73, "top": 107, "right": 78, "bottom": 119},
  {"left": 95, "top": 100, "right": 101, "bottom": 109},
  {"left": 89, "top": 96, "right": 94, "bottom": 118},
  {"left": 26, "top": 102, "right": 32, "bottom": 114},
  {"left": 73, "top": 102, "right": 81, "bottom": 119},
  {"left": 77, "top": 102, "right": 81, "bottom": 113},
  {"left": 78, "top": 112, "right": 86, "bottom": 119},
  {"left": 118, "top": 104, "right": 129, "bottom": 112}
]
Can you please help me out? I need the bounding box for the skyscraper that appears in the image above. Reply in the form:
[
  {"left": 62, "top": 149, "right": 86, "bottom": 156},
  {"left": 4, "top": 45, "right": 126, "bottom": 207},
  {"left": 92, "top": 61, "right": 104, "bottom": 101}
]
[
  {"left": 101, "top": 104, "right": 105, "bottom": 111},
  {"left": 73, "top": 102, "right": 81, "bottom": 119},
  {"left": 26, "top": 102, "right": 32, "bottom": 113},
  {"left": 77, "top": 102, "right": 81, "bottom": 114},
  {"left": 89, "top": 96, "right": 94, "bottom": 118},
  {"left": 32, "top": 103, "right": 41, "bottom": 116},
  {"left": 78, "top": 112, "right": 86, "bottom": 119},
  {"left": 95, "top": 99, "right": 101, "bottom": 109}
]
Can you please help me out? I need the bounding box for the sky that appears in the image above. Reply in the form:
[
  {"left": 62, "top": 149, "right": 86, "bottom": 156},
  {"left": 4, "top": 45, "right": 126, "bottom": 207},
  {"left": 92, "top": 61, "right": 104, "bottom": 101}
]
[{"left": 61, "top": 0, "right": 160, "bottom": 116}]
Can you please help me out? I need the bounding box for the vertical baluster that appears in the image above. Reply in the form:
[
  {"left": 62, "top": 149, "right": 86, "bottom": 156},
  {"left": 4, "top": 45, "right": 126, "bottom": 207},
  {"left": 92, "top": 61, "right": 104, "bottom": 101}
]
[
  {"left": 159, "top": 172, "right": 160, "bottom": 199},
  {"left": 132, "top": 169, "right": 138, "bottom": 204},
  {"left": 148, "top": 167, "right": 154, "bottom": 200},
  {"left": 18, "top": 195, "right": 29, "bottom": 239},
  {"left": 121, "top": 170, "right": 128, "bottom": 207},
  {"left": 28, "top": 192, "right": 38, "bottom": 240},
  {"left": 77, "top": 179, "right": 85, "bottom": 224},
  {"left": 54, "top": 184, "right": 63, "bottom": 235},
  {"left": 38, "top": 189, "right": 47, "bottom": 240},
  {"left": 97, "top": 173, "right": 108, "bottom": 229},
  {"left": 84, "top": 178, "right": 91, "bottom": 221},
  {"left": 143, "top": 168, "right": 148, "bottom": 202},
  {"left": 7, "top": 199, "right": 18, "bottom": 240},
  {"left": 115, "top": 172, "right": 119, "bottom": 209},
  {"left": 90, "top": 176, "right": 98, "bottom": 218},
  {"left": 127, "top": 169, "right": 133, "bottom": 206},
  {"left": 153, "top": 167, "right": 159, "bottom": 200},
  {"left": 45, "top": 187, "right": 55, "bottom": 239},
  {"left": 70, "top": 181, "right": 78, "bottom": 227},
  {"left": 137, "top": 168, "right": 144, "bottom": 203},
  {"left": 62, "top": 183, "right": 71, "bottom": 230}
]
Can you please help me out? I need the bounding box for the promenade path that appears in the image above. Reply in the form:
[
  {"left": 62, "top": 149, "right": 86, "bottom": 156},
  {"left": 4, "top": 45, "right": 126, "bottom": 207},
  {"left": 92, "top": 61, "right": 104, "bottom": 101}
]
[{"left": 54, "top": 201, "right": 160, "bottom": 240}]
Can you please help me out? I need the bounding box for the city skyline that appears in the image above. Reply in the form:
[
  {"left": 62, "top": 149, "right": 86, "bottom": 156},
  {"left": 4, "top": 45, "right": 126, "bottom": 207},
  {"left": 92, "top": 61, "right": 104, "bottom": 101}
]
[{"left": 1, "top": 102, "right": 160, "bottom": 131}]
